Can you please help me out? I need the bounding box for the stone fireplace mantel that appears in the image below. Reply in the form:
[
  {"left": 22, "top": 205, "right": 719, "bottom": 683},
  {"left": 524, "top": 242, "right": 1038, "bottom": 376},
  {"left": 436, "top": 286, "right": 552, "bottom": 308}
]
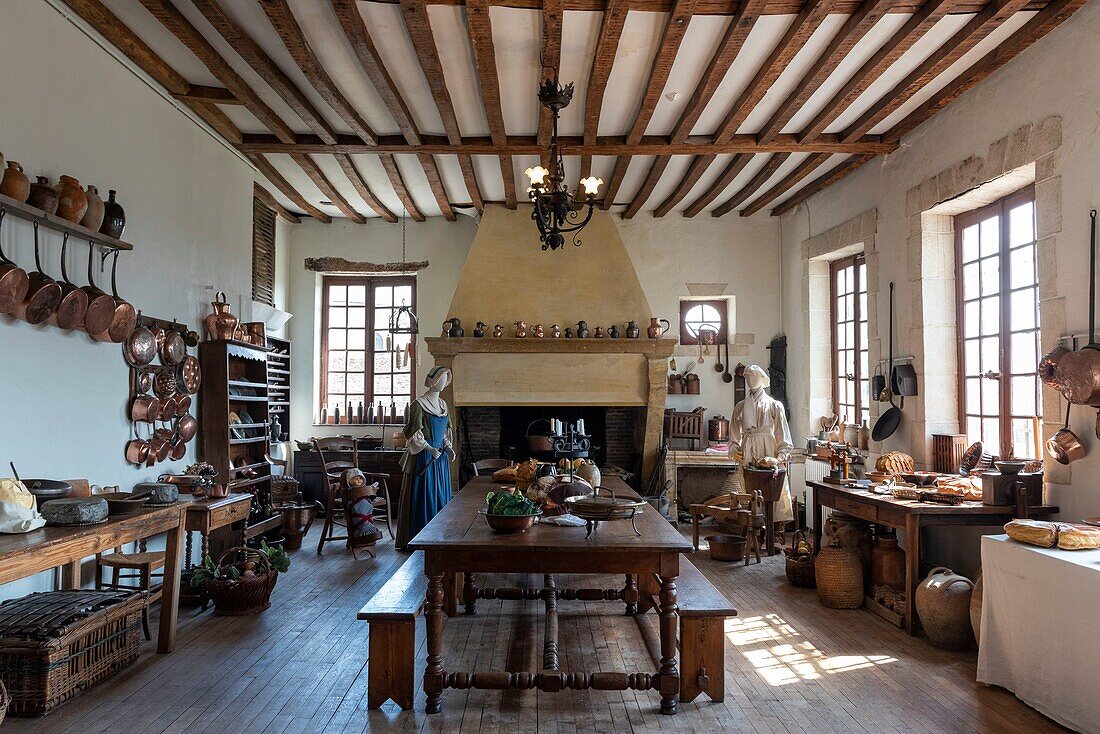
[{"left": 426, "top": 337, "right": 675, "bottom": 482}]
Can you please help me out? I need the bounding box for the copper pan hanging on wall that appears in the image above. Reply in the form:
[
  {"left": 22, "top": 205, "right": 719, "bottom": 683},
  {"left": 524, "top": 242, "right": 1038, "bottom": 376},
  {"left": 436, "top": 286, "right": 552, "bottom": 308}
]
[
  {"left": 51, "top": 234, "right": 88, "bottom": 330},
  {"left": 0, "top": 210, "right": 30, "bottom": 314},
  {"left": 1046, "top": 400, "right": 1086, "bottom": 464},
  {"left": 16, "top": 221, "right": 62, "bottom": 325},
  {"left": 81, "top": 243, "right": 115, "bottom": 336},
  {"left": 1054, "top": 211, "right": 1100, "bottom": 405}
]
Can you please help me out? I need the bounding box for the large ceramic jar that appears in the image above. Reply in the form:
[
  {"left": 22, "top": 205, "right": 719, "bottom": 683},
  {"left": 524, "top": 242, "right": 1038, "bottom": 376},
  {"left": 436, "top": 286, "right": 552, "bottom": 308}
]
[
  {"left": 27, "top": 176, "right": 58, "bottom": 214},
  {"left": 81, "top": 185, "right": 105, "bottom": 231},
  {"left": 915, "top": 567, "right": 975, "bottom": 649},
  {"left": 871, "top": 534, "right": 905, "bottom": 590},
  {"left": 0, "top": 161, "right": 30, "bottom": 202},
  {"left": 56, "top": 175, "right": 88, "bottom": 223}
]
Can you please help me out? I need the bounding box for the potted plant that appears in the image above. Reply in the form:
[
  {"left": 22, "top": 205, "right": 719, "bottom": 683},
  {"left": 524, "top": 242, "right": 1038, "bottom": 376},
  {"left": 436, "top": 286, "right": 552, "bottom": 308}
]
[{"left": 189, "top": 540, "right": 290, "bottom": 615}]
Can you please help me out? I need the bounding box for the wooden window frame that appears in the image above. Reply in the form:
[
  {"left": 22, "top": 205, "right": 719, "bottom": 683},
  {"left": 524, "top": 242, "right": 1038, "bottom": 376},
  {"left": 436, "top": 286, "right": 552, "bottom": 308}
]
[
  {"left": 318, "top": 275, "right": 417, "bottom": 421},
  {"left": 830, "top": 253, "right": 867, "bottom": 424},
  {"left": 251, "top": 197, "right": 276, "bottom": 307},
  {"left": 678, "top": 298, "right": 728, "bottom": 345},
  {"left": 954, "top": 184, "right": 1039, "bottom": 459}
]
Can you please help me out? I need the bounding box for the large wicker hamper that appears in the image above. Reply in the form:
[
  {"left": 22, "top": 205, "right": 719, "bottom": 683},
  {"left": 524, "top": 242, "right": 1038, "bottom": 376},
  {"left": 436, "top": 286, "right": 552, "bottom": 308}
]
[{"left": 0, "top": 590, "right": 148, "bottom": 716}]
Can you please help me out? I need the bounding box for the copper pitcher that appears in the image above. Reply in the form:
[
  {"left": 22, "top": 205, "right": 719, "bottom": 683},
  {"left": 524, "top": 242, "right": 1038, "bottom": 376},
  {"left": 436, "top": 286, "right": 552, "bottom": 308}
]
[
  {"left": 647, "top": 317, "right": 671, "bottom": 338},
  {"left": 204, "top": 290, "right": 238, "bottom": 340}
]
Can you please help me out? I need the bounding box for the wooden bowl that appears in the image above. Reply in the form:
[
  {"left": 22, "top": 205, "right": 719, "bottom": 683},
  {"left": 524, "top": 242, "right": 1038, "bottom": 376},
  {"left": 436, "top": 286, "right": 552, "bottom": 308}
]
[
  {"left": 705, "top": 534, "right": 746, "bottom": 562},
  {"left": 899, "top": 471, "right": 938, "bottom": 487},
  {"left": 479, "top": 509, "right": 542, "bottom": 533},
  {"left": 98, "top": 491, "right": 150, "bottom": 514}
]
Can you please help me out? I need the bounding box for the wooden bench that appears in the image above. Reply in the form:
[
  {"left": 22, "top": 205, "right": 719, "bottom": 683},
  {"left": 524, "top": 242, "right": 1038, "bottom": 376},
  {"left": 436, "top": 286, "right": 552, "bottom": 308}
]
[
  {"left": 637, "top": 557, "right": 737, "bottom": 703},
  {"left": 358, "top": 551, "right": 428, "bottom": 710}
]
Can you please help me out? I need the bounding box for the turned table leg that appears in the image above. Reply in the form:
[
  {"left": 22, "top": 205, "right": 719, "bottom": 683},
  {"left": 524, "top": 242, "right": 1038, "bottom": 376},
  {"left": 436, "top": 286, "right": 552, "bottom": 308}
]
[
  {"left": 463, "top": 572, "right": 477, "bottom": 615},
  {"left": 623, "top": 574, "right": 638, "bottom": 615},
  {"left": 425, "top": 569, "right": 446, "bottom": 713},
  {"left": 657, "top": 574, "right": 679, "bottom": 715}
]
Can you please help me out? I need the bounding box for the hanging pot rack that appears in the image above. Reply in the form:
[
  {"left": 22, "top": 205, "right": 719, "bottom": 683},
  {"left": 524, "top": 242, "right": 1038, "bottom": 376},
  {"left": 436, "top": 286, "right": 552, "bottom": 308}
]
[{"left": 0, "top": 191, "right": 134, "bottom": 255}]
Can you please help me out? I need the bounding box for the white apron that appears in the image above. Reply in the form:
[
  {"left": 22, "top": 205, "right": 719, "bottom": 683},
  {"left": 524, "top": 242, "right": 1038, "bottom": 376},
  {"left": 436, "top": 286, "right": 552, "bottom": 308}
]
[{"left": 731, "top": 390, "right": 794, "bottom": 522}]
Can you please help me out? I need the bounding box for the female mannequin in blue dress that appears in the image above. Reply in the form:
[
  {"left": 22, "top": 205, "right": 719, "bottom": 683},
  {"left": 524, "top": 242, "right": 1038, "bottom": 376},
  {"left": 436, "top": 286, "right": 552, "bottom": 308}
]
[{"left": 395, "top": 366, "right": 455, "bottom": 550}]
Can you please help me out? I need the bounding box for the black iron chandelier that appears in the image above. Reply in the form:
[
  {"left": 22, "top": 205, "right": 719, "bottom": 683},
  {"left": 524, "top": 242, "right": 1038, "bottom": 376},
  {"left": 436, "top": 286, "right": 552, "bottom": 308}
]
[{"left": 525, "top": 76, "right": 602, "bottom": 251}]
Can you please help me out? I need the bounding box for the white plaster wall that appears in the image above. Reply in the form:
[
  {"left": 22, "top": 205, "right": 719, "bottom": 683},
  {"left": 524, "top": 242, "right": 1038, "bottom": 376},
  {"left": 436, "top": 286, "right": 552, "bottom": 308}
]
[
  {"left": 0, "top": 2, "right": 255, "bottom": 599},
  {"left": 287, "top": 209, "right": 781, "bottom": 448},
  {"left": 779, "top": 0, "right": 1100, "bottom": 572}
]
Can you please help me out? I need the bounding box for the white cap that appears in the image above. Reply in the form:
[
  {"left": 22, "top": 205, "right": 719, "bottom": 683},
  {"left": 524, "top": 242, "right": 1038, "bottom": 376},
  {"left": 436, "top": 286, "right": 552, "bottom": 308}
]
[{"left": 744, "top": 364, "right": 770, "bottom": 388}]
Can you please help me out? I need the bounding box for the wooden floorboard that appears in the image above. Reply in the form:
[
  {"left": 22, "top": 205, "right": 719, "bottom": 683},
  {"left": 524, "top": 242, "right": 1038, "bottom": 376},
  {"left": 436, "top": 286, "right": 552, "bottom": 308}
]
[{"left": 2, "top": 526, "right": 1069, "bottom": 734}]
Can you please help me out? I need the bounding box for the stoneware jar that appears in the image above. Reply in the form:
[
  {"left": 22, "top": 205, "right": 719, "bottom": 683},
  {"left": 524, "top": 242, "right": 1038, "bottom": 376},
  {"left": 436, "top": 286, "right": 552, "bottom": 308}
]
[
  {"left": 27, "top": 176, "right": 59, "bottom": 214},
  {"left": 56, "top": 175, "right": 88, "bottom": 224},
  {"left": 100, "top": 189, "right": 125, "bottom": 239},
  {"left": 915, "top": 567, "right": 975, "bottom": 650},
  {"left": 80, "top": 184, "right": 105, "bottom": 231},
  {"left": 0, "top": 161, "right": 30, "bottom": 202},
  {"left": 871, "top": 534, "right": 905, "bottom": 590}
]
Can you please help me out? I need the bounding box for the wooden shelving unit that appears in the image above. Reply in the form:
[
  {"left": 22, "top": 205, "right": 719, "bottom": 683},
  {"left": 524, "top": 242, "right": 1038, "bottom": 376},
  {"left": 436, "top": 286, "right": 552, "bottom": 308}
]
[
  {"left": 267, "top": 336, "right": 291, "bottom": 445},
  {"left": 200, "top": 339, "right": 276, "bottom": 539}
]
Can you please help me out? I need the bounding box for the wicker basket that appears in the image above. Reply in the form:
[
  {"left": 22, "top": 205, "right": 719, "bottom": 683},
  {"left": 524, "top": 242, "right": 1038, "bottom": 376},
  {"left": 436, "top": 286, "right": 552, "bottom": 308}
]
[
  {"left": 815, "top": 539, "right": 863, "bottom": 609},
  {"left": 0, "top": 590, "right": 147, "bottom": 716},
  {"left": 269, "top": 476, "right": 302, "bottom": 507},
  {"left": 203, "top": 547, "right": 279, "bottom": 616},
  {"left": 785, "top": 530, "right": 816, "bottom": 588},
  {"left": 0, "top": 678, "right": 9, "bottom": 726}
]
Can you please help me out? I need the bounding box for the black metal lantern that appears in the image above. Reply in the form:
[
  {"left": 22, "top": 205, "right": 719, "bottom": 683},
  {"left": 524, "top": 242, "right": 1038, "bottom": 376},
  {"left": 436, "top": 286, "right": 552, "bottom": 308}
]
[
  {"left": 388, "top": 206, "right": 418, "bottom": 337},
  {"left": 526, "top": 77, "right": 602, "bottom": 251}
]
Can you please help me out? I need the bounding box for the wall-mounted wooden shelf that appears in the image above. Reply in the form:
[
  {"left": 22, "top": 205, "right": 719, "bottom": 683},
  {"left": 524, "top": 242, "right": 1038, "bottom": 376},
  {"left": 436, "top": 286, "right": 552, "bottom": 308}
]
[{"left": 0, "top": 191, "right": 134, "bottom": 251}]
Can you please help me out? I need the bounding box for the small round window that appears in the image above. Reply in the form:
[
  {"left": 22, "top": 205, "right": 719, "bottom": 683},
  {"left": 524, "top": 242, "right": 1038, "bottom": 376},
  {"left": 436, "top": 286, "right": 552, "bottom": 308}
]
[{"left": 683, "top": 303, "right": 723, "bottom": 340}]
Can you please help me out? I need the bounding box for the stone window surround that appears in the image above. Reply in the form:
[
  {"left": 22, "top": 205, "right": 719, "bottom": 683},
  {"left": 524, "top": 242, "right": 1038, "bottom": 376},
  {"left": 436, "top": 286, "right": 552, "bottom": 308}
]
[{"left": 904, "top": 116, "right": 1063, "bottom": 478}]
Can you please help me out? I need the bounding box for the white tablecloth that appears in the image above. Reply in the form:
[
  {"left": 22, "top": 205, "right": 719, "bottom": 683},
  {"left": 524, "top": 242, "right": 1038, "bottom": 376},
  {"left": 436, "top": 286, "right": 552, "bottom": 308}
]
[{"left": 978, "top": 534, "right": 1100, "bottom": 733}]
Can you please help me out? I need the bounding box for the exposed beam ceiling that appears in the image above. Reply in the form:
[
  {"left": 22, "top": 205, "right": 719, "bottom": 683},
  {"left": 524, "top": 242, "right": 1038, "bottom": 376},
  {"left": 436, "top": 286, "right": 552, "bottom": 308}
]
[{"left": 64, "top": 0, "right": 1081, "bottom": 220}]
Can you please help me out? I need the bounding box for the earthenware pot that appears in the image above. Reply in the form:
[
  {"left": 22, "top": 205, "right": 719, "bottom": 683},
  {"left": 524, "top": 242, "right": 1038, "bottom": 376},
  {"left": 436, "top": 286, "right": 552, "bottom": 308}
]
[
  {"left": 55, "top": 175, "right": 88, "bottom": 223},
  {"left": 871, "top": 533, "right": 905, "bottom": 590},
  {"left": 575, "top": 320, "right": 589, "bottom": 338},
  {"left": 27, "top": 176, "right": 58, "bottom": 214},
  {"left": 550, "top": 324, "right": 561, "bottom": 338},
  {"left": 625, "top": 320, "right": 641, "bottom": 339},
  {"left": 0, "top": 161, "right": 30, "bottom": 202},
  {"left": 915, "top": 567, "right": 975, "bottom": 650},
  {"left": 99, "top": 189, "right": 125, "bottom": 239},
  {"left": 514, "top": 320, "right": 527, "bottom": 338},
  {"left": 80, "top": 185, "right": 105, "bottom": 231},
  {"left": 533, "top": 324, "right": 544, "bottom": 338},
  {"left": 608, "top": 324, "right": 620, "bottom": 338},
  {"left": 492, "top": 324, "right": 504, "bottom": 337}
]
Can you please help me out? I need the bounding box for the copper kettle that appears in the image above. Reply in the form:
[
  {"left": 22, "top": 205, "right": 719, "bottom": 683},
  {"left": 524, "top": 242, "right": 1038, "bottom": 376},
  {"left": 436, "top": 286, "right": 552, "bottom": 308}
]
[{"left": 204, "top": 291, "right": 238, "bottom": 341}]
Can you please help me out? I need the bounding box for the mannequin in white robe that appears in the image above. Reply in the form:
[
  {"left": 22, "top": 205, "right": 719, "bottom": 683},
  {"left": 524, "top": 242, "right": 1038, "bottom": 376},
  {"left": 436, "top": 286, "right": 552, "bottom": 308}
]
[{"left": 730, "top": 364, "right": 794, "bottom": 522}]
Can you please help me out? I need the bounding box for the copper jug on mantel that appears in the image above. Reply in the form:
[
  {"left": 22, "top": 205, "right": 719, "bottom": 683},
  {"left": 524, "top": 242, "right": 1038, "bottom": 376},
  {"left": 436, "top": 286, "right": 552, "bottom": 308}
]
[
  {"left": 648, "top": 317, "right": 671, "bottom": 338},
  {"left": 204, "top": 290, "right": 239, "bottom": 341}
]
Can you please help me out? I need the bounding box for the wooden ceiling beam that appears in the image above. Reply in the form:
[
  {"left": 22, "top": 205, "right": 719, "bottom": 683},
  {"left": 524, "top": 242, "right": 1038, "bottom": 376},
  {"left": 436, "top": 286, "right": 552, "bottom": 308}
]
[
  {"left": 756, "top": 0, "right": 892, "bottom": 145},
  {"left": 885, "top": 0, "right": 1086, "bottom": 143},
  {"left": 583, "top": 0, "right": 628, "bottom": 147},
  {"left": 353, "top": 0, "right": 1042, "bottom": 13},
  {"left": 712, "top": 0, "right": 833, "bottom": 143},
  {"left": 247, "top": 154, "right": 332, "bottom": 223},
  {"left": 739, "top": 152, "right": 831, "bottom": 215},
  {"left": 633, "top": 0, "right": 766, "bottom": 216},
  {"left": 653, "top": 154, "right": 717, "bottom": 216},
  {"left": 682, "top": 154, "right": 750, "bottom": 216},
  {"left": 173, "top": 85, "right": 240, "bottom": 105},
  {"left": 840, "top": 0, "right": 1033, "bottom": 142},
  {"left": 711, "top": 152, "right": 789, "bottom": 216},
  {"left": 419, "top": 153, "right": 457, "bottom": 220},
  {"left": 770, "top": 154, "right": 875, "bottom": 215},
  {"left": 799, "top": 0, "right": 956, "bottom": 142},
  {"left": 253, "top": 182, "right": 301, "bottom": 223},
  {"left": 137, "top": 0, "right": 296, "bottom": 144},
  {"left": 334, "top": 155, "right": 398, "bottom": 222},
  {"left": 192, "top": 0, "right": 339, "bottom": 144},
  {"left": 602, "top": 0, "right": 696, "bottom": 210},
  {"left": 466, "top": 0, "right": 516, "bottom": 208},
  {"left": 290, "top": 153, "right": 367, "bottom": 223},
  {"left": 538, "top": 0, "right": 564, "bottom": 150},
  {"left": 260, "top": 0, "right": 377, "bottom": 145},
  {"left": 379, "top": 155, "right": 427, "bottom": 221},
  {"left": 237, "top": 132, "right": 893, "bottom": 155}
]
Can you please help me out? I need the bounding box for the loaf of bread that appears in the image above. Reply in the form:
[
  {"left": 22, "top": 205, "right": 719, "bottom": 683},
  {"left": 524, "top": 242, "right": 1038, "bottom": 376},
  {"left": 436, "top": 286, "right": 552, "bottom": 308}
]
[
  {"left": 1057, "top": 524, "right": 1100, "bottom": 550},
  {"left": 876, "top": 451, "right": 915, "bottom": 475},
  {"left": 1004, "top": 519, "right": 1058, "bottom": 547},
  {"left": 1005, "top": 519, "right": 1100, "bottom": 549},
  {"left": 491, "top": 465, "right": 517, "bottom": 482}
]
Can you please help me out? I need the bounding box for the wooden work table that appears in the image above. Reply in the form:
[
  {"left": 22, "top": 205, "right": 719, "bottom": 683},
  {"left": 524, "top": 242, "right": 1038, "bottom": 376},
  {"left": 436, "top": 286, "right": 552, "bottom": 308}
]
[
  {"left": 0, "top": 502, "right": 186, "bottom": 654},
  {"left": 409, "top": 476, "right": 693, "bottom": 715},
  {"left": 807, "top": 480, "right": 1058, "bottom": 635}
]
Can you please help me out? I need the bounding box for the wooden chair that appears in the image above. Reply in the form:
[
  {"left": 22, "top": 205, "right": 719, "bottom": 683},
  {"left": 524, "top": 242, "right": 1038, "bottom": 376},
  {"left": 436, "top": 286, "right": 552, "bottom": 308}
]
[
  {"left": 96, "top": 542, "right": 164, "bottom": 640},
  {"left": 313, "top": 436, "right": 358, "bottom": 554},
  {"left": 471, "top": 458, "right": 512, "bottom": 477}
]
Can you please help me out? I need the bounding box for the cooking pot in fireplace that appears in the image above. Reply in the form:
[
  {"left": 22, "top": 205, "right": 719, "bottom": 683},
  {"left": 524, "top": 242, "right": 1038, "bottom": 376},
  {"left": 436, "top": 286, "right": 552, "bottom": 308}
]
[{"left": 526, "top": 419, "right": 555, "bottom": 452}]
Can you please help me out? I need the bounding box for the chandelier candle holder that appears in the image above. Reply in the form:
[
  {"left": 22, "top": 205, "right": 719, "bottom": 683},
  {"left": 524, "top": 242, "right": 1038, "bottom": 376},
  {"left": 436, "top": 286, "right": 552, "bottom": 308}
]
[{"left": 525, "top": 77, "right": 602, "bottom": 251}]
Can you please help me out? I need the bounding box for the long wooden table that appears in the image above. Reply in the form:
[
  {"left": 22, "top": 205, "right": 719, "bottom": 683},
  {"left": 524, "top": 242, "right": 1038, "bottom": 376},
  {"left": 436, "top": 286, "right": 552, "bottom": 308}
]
[
  {"left": 409, "top": 476, "right": 693, "bottom": 715},
  {"left": 0, "top": 502, "right": 186, "bottom": 654},
  {"left": 808, "top": 480, "right": 1058, "bottom": 635}
]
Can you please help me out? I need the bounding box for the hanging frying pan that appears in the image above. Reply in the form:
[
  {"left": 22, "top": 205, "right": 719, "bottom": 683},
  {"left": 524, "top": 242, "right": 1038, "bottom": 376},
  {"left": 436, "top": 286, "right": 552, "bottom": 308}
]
[
  {"left": 81, "top": 242, "right": 116, "bottom": 336},
  {"left": 0, "top": 210, "right": 31, "bottom": 314},
  {"left": 52, "top": 234, "right": 89, "bottom": 330},
  {"left": 872, "top": 282, "right": 901, "bottom": 441}
]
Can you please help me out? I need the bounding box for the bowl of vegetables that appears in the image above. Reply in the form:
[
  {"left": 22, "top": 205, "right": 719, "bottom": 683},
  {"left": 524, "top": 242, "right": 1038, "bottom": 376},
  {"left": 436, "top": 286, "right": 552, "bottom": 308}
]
[{"left": 481, "top": 490, "right": 543, "bottom": 533}]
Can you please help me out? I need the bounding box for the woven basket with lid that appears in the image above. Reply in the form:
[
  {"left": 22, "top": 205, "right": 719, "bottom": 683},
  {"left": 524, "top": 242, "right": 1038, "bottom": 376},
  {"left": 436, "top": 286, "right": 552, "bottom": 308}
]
[{"left": 815, "top": 538, "right": 863, "bottom": 608}]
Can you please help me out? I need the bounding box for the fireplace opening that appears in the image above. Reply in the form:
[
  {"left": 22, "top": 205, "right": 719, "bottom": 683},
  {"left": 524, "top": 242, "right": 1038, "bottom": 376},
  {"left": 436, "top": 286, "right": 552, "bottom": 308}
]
[{"left": 460, "top": 406, "right": 644, "bottom": 470}]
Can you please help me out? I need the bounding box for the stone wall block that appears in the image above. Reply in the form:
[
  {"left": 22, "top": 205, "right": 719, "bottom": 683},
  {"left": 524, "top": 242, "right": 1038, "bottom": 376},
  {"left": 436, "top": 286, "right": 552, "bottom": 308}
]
[
  {"left": 1038, "top": 235, "right": 1058, "bottom": 300},
  {"left": 1004, "top": 123, "right": 1034, "bottom": 172},
  {"left": 935, "top": 168, "right": 957, "bottom": 204},
  {"left": 1029, "top": 115, "right": 1063, "bottom": 160},
  {"left": 984, "top": 136, "right": 1008, "bottom": 180},
  {"left": 956, "top": 155, "right": 985, "bottom": 191},
  {"left": 1035, "top": 150, "right": 1059, "bottom": 183},
  {"left": 1035, "top": 176, "right": 1062, "bottom": 238}
]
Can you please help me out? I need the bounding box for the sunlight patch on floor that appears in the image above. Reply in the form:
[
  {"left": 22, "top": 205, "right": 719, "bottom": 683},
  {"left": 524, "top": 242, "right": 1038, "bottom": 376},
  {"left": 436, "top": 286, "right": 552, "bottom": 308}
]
[{"left": 727, "top": 614, "right": 899, "bottom": 686}]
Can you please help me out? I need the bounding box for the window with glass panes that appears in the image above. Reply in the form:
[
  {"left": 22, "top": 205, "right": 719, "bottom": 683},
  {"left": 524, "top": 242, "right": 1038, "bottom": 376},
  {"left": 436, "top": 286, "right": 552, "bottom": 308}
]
[
  {"left": 831, "top": 254, "right": 869, "bottom": 427},
  {"left": 955, "top": 186, "right": 1040, "bottom": 459},
  {"left": 319, "top": 276, "right": 415, "bottom": 423}
]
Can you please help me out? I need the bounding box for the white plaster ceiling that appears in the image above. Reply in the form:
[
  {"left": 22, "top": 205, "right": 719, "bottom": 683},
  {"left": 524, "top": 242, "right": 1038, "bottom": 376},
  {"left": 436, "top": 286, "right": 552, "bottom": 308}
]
[{"left": 87, "top": 1, "right": 1061, "bottom": 220}]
